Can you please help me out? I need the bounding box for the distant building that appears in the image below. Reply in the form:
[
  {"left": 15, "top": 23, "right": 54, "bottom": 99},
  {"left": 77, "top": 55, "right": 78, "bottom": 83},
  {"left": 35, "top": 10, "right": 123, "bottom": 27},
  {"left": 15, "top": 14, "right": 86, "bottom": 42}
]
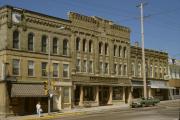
[
  {"left": 168, "top": 58, "right": 180, "bottom": 99},
  {"left": 130, "top": 44, "right": 170, "bottom": 100}
]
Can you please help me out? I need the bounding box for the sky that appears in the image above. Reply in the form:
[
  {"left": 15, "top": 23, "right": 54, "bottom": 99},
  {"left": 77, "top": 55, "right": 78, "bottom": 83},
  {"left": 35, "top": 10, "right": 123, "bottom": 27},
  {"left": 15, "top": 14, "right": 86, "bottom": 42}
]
[{"left": 0, "top": 0, "right": 180, "bottom": 59}]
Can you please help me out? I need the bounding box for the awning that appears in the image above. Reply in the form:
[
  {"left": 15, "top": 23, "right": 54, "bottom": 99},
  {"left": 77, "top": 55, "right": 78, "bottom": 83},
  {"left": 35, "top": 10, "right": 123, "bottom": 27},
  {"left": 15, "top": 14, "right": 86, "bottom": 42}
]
[
  {"left": 11, "top": 83, "right": 47, "bottom": 97},
  {"left": 150, "top": 80, "right": 169, "bottom": 89}
]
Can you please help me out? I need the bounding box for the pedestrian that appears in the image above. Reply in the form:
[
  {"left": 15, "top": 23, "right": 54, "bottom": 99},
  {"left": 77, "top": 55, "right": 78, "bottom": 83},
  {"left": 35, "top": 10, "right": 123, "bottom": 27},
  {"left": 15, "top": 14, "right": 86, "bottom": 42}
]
[{"left": 36, "top": 101, "right": 42, "bottom": 117}]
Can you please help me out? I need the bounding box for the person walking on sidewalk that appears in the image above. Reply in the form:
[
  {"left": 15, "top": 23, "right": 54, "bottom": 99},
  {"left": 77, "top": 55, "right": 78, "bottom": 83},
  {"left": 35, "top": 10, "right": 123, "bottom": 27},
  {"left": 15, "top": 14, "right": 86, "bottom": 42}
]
[{"left": 36, "top": 102, "right": 42, "bottom": 117}]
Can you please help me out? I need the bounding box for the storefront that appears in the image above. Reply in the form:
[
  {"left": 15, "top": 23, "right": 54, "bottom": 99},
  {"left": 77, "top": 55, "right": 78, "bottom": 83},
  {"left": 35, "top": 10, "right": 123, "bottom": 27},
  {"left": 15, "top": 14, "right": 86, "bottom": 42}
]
[
  {"left": 150, "top": 80, "right": 170, "bottom": 100},
  {"left": 131, "top": 80, "right": 150, "bottom": 99},
  {"left": 72, "top": 75, "right": 131, "bottom": 107},
  {"left": 9, "top": 82, "right": 47, "bottom": 115}
]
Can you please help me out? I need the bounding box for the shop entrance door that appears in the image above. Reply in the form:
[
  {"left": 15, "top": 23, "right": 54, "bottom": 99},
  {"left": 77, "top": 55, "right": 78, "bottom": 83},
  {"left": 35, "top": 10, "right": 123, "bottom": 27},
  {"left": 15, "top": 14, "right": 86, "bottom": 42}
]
[{"left": 99, "top": 86, "right": 109, "bottom": 105}]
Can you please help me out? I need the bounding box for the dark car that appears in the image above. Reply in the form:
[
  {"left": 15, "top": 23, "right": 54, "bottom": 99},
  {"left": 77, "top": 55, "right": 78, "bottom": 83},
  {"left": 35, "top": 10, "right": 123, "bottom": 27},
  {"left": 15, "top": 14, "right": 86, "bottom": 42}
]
[{"left": 131, "top": 97, "right": 160, "bottom": 108}]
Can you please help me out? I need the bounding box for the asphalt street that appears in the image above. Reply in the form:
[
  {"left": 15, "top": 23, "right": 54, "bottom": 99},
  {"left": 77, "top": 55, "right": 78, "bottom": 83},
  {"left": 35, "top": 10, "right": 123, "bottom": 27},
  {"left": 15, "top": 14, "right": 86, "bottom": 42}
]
[{"left": 51, "top": 106, "right": 180, "bottom": 120}]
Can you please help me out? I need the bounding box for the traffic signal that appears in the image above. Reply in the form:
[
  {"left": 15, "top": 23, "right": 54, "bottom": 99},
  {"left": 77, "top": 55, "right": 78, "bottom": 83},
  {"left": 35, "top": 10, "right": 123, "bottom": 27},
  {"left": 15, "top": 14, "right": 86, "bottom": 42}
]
[{"left": 44, "top": 81, "right": 48, "bottom": 95}]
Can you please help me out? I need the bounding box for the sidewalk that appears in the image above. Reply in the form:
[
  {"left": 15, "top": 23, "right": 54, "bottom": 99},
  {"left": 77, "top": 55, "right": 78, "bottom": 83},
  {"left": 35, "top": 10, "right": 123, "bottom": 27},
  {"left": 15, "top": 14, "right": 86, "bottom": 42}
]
[
  {"left": 1, "top": 99, "right": 179, "bottom": 120},
  {"left": 1, "top": 104, "right": 129, "bottom": 120}
]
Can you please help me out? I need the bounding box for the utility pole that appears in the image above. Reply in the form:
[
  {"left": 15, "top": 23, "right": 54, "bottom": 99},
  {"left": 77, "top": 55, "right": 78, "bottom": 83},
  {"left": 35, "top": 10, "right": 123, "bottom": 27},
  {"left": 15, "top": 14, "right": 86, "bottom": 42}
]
[
  {"left": 137, "top": 2, "right": 147, "bottom": 99},
  {"left": 48, "top": 34, "right": 51, "bottom": 115}
]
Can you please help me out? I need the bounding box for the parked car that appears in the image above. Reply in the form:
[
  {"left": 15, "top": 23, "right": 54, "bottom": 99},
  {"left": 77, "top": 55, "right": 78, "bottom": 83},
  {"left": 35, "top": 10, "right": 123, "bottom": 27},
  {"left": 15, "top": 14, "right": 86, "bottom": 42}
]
[{"left": 131, "top": 97, "right": 160, "bottom": 108}]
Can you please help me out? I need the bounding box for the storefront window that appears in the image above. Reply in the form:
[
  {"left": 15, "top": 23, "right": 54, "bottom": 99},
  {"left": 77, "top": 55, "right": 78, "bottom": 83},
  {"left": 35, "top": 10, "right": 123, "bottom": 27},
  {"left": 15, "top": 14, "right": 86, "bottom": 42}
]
[
  {"left": 63, "top": 87, "right": 69, "bottom": 103},
  {"left": 84, "top": 86, "right": 94, "bottom": 101},
  {"left": 113, "top": 87, "right": 123, "bottom": 100}
]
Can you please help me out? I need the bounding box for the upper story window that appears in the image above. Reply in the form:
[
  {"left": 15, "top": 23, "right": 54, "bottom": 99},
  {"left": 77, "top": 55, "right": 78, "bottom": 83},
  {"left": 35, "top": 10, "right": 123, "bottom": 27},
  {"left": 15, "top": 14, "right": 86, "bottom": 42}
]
[
  {"left": 53, "top": 63, "right": 59, "bottom": 77},
  {"left": 150, "top": 65, "right": 153, "bottom": 78},
  {"left": 123, "top": 47, "right": 127, "bottom": 58},
  {"left": 105, "top": 43, "right": 109, "bottom": 55},
  {"left": 114, "top": 45, "right": 117, "bottom": 56},
  {"left": 83, "top": 39, "right": 87, "bottom": 52},
  {"left": 41, "top": 35, "right": 47, "bottom": 53},
  {"left": 41, "top": 62, "right": 47, "bottom": 77},
  {"left": 99, "top": 62, "right": 103, "bottom": 74},
  {"left": 89, "top": 40, "right": 93, "bottom": 53},
  {"left": 12, "top": 59, "right": 20, "bottom": 75},
  {"left": 123, "top": 64, "right": 127, "bottom": 76},
  {"left": 118, "top": 64, "right": 122, "bottom": 75},
  {"left": 131, "top": 63, "right": 135, "bottom": 77},
  {"left": 159, "top": 67, "right": 162, "bottom": 78},
  {"left": 138, "top": 63, "right": 141, "bottom": 77},
  {"left": 28, "top": 33, "right": 34, "bottom": 51},
  {"left": 114, "top": 64, "right": 118, "bottom": 75},
  {"left": 53, "top": 37, "right": 58, "bottom": 54},
  {"left": 104, "top": 63, "right": 109, "bottom": 74},
  {"left": 63, "top": 39, "right": 68, "bottom": 55},
  {"left": 83, "top": 60, "right": 87, "bottom": 72},
  {"left": 76, "top": 59, "right": 81, "bottom": 72},
  {"left": 99, "top": 42, "right": 103, "bottom": 55},
  {"left": 76, "top": 37, "right": 80, "bottom": 51},
  {"left": 154, "top": 66, "right": 158, "bottom": 78},
  {"left": 119, "top": 46, "right": 122, "bottom": 57},
  {"left": 28, "top": 60, "right": 34, "bottom": 76},
  {"left": 89, "top": 61, "right": 93, "bottom": 73},
  {"left": 63, "top": 64, "right": 69, "bottom": 78},
  {"left": 13, "top": 31, "right": 19, "bottom": 49}
]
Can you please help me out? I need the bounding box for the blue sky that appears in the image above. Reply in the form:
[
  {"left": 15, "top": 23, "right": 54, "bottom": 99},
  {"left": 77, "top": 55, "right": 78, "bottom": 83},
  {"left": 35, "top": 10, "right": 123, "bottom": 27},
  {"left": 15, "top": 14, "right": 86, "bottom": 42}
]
[{"left": 0, "top": 0, "right": 180, "bottom": 59}]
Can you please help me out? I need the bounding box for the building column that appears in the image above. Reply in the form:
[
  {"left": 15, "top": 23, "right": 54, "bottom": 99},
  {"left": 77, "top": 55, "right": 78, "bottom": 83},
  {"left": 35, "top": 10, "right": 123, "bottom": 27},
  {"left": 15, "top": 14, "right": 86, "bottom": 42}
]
[
  {"left": 148, "top": 87, "right": 152, "bottom": 98},
  {"left": 123, "top": 87, "right": 126, "bottom": 101},
  {"left": 108, "top": 86, "right": 112, "bottom": 105},
  {"left": 128, "top": 87, "right": 132, "bottom": 105},
  {"left": 95, "top": 86, "right": 99, "bottom": 106},
  {"left": 79, "top": 86, "right": 84, "bottom": 106}
]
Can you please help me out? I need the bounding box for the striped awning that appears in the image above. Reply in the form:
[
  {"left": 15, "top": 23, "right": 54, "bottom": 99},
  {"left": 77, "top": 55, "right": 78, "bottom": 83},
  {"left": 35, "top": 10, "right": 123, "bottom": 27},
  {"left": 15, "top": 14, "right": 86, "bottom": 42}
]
[{"left": 11, "top": 83, "right": 47, "bottom": 97}]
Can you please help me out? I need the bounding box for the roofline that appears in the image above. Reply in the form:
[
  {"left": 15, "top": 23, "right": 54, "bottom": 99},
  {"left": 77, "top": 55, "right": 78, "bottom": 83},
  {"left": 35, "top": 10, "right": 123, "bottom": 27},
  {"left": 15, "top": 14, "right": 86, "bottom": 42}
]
[{"left": 0, "top": 5, "right": 71, "bottom": 23}]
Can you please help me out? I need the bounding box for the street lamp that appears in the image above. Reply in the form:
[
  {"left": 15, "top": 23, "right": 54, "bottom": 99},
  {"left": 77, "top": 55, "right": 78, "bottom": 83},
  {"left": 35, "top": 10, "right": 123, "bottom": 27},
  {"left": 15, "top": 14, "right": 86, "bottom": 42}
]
[{"left": 47, "top": 26, "right": 65, "bottom": 115}]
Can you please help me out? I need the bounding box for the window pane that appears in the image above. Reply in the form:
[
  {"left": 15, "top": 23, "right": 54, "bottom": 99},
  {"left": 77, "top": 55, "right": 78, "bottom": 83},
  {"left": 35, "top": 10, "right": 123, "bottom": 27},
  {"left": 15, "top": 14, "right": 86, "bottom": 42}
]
[
  {"left": 13, "top": 59, "right": 20, "bottom": 75},
  {"left": 42, "top": 62, "right": 47, "bottom": 76},
  {"left": 76, "top": 59, "right": 80, "bottom": 72},
  {"left": 63, "top": 39, "right": 68, "bottom": 55},
  {"left": 63, "top": 64, "right": 69, "bottom": 77},
  {"left": 13, "top": 31, "right": 19, "bottom": 49},
  {"left": 28, "top": 33, "right": 34, "bottom": 51},
  {"left": 41, "top": 36, "right": 47, "bottom": 52},
  {"left": 53, "top": 63, "right": 58, "bottom": 77},
  {"left": 53, "top": 38, "right": 58, "bottom": 54},
  {"left": 28, "top": 60, "right": 34, "bottom": 76}
]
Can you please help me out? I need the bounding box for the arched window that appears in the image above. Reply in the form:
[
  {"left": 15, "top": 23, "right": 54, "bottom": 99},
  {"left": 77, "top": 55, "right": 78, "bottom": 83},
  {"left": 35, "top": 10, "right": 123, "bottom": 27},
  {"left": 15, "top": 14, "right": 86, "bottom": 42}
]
[
  {"left": 41, "top": 35, "right": 47, "bottom": 52},
  {"left": 119, "top": 46, "right": 122, "bottom": 57},
  {"left": 123, "top": 47, "right": 127, "bottom": 58},
  {"left": 53, "top": 37, "right": 58, "bottom": 54},
  {"left": 131, "top": 63, "right": 135, "bottom": 76},
  {"left": 99, "top": 42, "right": 103, "bottom": 54},
  {"left": 83, "top": 39, "right": 87, "bottom": 52},
  {"left": 114, "top": 45, "right": 117, "bottom": 56},
  {"left": 76, "top": 37, "right": 80, "bottom": 51},
  {"left": 89, "top": 40, "right": 93, "bottom": 53},
  {"left": 13, "top": 30, "right": 19, "bottom": 49},
  {"left": 28, "top": 33, "right": 34, "bottom": 51},
  {"left": 123, "top": 64, "right": 127, "bottom": 75},
  {"left": 138, "top": 63, "right": 142, "bottom": 77},
  {"left": 105, "top": 43, "right": 109, "bottom": 55},
  {"left": 63, "top": 39, "right": 68, "bottom": 55}
]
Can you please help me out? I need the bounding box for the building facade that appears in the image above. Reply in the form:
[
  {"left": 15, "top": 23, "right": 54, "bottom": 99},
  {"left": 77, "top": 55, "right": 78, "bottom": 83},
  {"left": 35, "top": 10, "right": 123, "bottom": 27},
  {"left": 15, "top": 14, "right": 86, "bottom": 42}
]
[
  {"left": 130, "top": 43, "right": 170, "bottom": 100},
  {"left": 168, "top": 59, "right": 180, "bottom": 99},
  {"left": 0, "top": 5, "right": 170, "bottom": 116},
  {"left": 0, "top": 5, "right": 72, "bottom": 115}
]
